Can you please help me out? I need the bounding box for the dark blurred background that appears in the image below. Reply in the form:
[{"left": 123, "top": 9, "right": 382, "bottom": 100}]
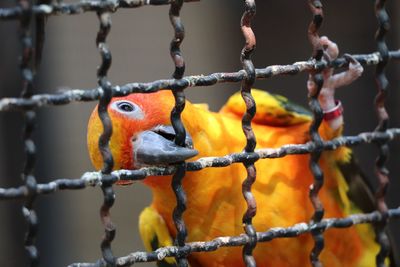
[{"left": 0, "top": 1, "right": 399, "bottom": 266}]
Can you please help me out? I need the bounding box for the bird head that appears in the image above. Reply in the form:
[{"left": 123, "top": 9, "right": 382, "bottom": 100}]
[{"left": 87, "top": 90, "right": 198, "bottom": 184}]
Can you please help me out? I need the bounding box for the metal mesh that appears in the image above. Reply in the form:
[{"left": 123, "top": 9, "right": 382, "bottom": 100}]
[{"left": 0, "top": 1, "right": 399, "bottom": 267}]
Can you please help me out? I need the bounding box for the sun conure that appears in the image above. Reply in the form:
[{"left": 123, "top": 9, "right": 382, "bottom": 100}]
[
  {"left": 87, "top": 86, "right": 391, "bottom": 266},
  {"left": 87, "top": 38, "right": 396, "bottom": 267}
]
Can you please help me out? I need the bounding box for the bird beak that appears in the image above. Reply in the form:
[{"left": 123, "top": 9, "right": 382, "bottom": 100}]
[{"left": 133, "top": 125, "right": 198, "bottom": 167}]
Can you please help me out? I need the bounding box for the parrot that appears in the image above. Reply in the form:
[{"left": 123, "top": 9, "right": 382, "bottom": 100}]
[{"left": 87, "top": 37, "right": 396, "bottom": 267}]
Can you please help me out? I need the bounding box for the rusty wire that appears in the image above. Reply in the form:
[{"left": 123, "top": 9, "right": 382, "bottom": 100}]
[
  {"left": 0, "top": 0, "right": 199, "bottom": 19},
  {"left": 0, "top": 0, "right": 400, "bottom": 267},
  {"left": 18, "top": 0, "right": 40, "bottom": 266},
  {"left": 306, "top": 1, "right": 325, "bottom": 266},
  {"left": 1, "top": 51, "right": 399, "bottom": 112},
  {"left": 239, "top": 1, "right": 257, "bottom": 266},
  {"left": 1, "top": 128, "right": 400, "bottom": 198},
  {"left": 69, "top": 208, "right": 400, "bottom": 267},
  {"left": 96, "top": 5, "right": 117, "bottom": 266},
  {"left": 1, "top": 132, "right": 400, "bottom": 266},
  {"left": 169, "top": 0, "right": 190, "bottom": 266},
  {"left": 373, "top": 0, "right": 391, "bottom": 266}
]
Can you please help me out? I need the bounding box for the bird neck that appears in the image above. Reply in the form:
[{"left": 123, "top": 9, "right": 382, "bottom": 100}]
[{"left": 143, "top": 175, "right": 176, "bottom": 215}]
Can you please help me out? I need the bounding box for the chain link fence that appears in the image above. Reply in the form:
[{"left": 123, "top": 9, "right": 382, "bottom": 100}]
[{"left": 0, "top": 0, "right": 399, "bottom": 266}]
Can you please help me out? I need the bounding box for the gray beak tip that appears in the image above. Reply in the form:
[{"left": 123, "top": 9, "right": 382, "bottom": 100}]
[{"left": 133, "top": 126, "right": 198, "bottom": 166}]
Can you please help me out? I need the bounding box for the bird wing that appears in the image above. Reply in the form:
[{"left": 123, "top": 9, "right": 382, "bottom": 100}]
[
  {"left": 337, "top": 151, "right": 399, "bottom": 267},
  {"left": 139, "top": 206, "right": 178, "bottom": 267},
  {"left": 337, "top": 151, "right": 375, "bottom": 214},
  {"left": 219, "top": 89, "right": 311, "bottom": 126}
]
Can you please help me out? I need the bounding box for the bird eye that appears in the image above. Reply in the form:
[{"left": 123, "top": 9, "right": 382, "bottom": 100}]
[
  {"left": 110, "top": 100, "right": 144, "bottom": 120},
  {"left": 117, "top": 102, "right": 135, "bottom": 112}
]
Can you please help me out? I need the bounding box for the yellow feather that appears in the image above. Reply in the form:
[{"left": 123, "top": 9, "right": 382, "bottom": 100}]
[
  {"left": 87, "top": 90, "right": 382, "bottom": 266},
  {"left": 139, "top": 207, "right": 177, "bottom": 266},
  {"left": 220, "top": 89, "right": 311, "bottom": 126}
]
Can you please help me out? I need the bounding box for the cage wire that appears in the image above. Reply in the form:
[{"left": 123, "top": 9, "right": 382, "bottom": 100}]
[{"left": 0, "top": 0, "right": 400, "bottom": 267}]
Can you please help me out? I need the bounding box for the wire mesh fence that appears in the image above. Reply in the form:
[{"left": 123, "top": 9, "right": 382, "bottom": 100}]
[{"left": 0, "top": 0, "right": 399, "bottom": 267}]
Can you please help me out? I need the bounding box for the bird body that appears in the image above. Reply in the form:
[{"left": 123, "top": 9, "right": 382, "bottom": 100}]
[{"left": 88, "top": 89, "right": 379, "bottom": 267}]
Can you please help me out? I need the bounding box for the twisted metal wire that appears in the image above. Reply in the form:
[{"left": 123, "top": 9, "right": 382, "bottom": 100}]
[
  {"left": 96, "top": 7, "right": 117, "bottom": 266},
  {"left": 373, "top": 0, "right": 391, "bottom": 266},
  {"left": 239, "top": 1, "right": 257, "bottom": 266},
  {"left": 68, "top": 208, "right": 400, "bottom": 267},
  {"left": 0, "top": 1, "right": 399, "bottom": 266},
  {"left": 169, "top": 1, "right": 190, "bottom": 266},
  {"left": 0, "top": 0, "right": 199, "bottom": 20},
  {"left": 1, "top": 128, "right": 400, "bottom": 200},
  {"left": 306, "top": 1, "right": 325, "bottom": 266},
  {"left": 18, "top": 0, "right": 40, "bottom": 265},
  {"left": 1, "top": 51, "right": 400, "bottom": 112}
]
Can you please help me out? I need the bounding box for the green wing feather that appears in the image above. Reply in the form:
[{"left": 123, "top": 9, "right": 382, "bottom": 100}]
[
  {"left": 337, "top": 152, "right": 399, "bottom": 267},
  {"left": 220, "top": 89, "right": 311, "bottom": 126},
  {"left": 139, "top": 206, "right": 178, "bottom": 267}
]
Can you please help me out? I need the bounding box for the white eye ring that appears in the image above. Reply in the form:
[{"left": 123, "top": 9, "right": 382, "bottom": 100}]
[{"left": 110, "top": 100, "right": 144, "bottom": 120}]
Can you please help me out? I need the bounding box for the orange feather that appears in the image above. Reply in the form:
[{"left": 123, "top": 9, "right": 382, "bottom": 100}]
[{"left": 87, "top": 90, "right": 378, "bottom": 266}]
